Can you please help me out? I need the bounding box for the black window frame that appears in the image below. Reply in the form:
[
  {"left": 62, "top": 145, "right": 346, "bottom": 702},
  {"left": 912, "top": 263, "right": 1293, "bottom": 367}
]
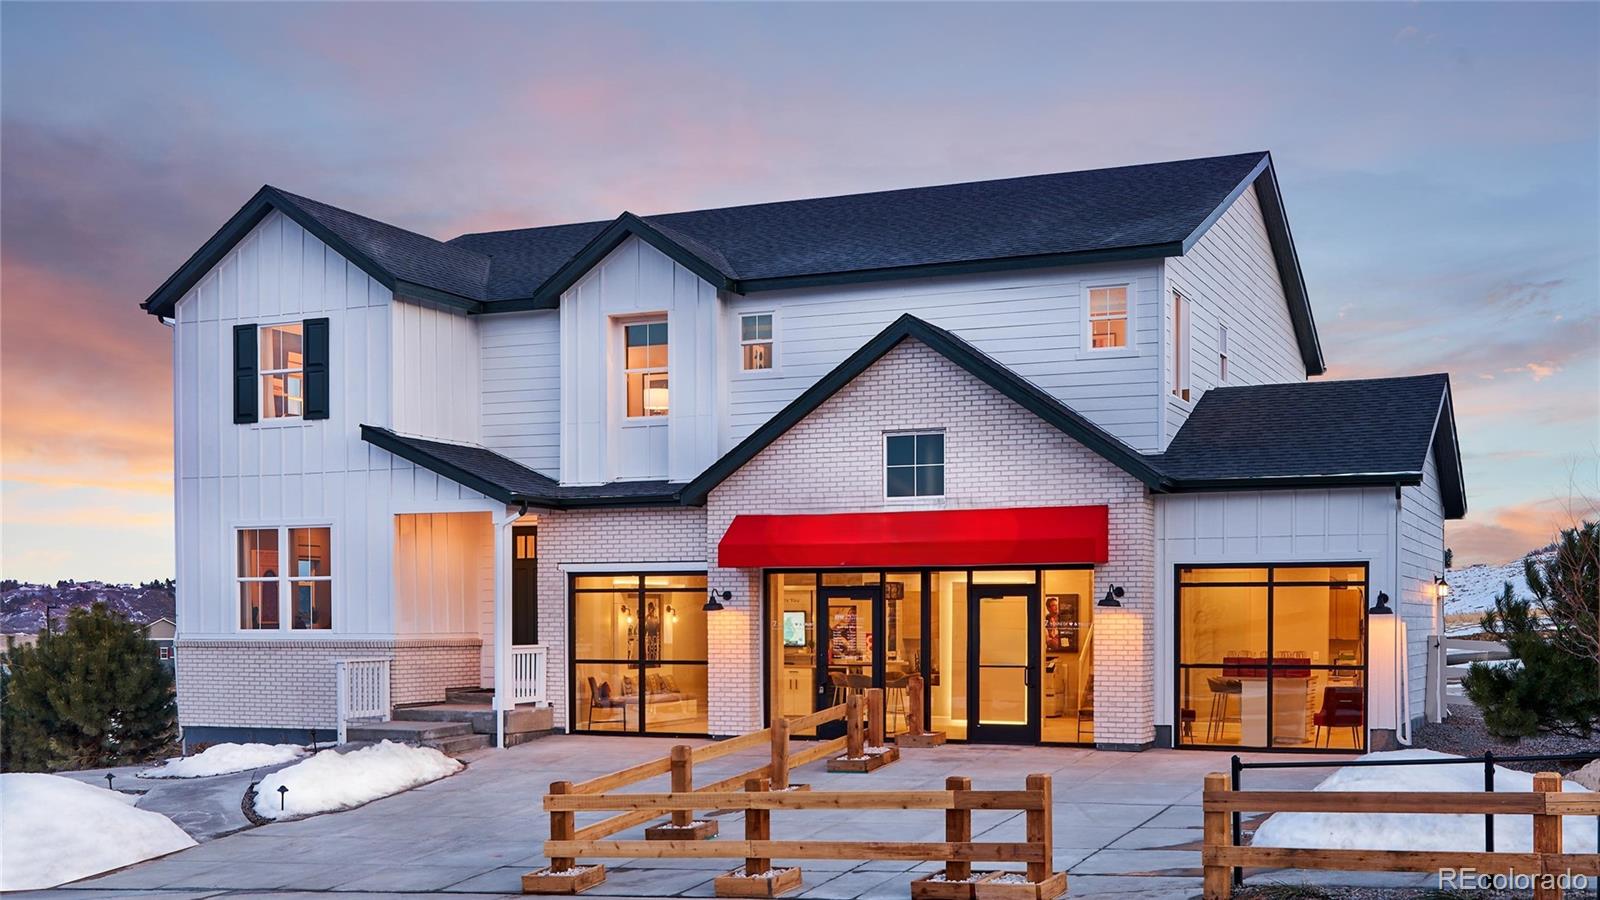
[
  {"left": 884, "top": 431, "right": 945, "bottom": 498},
  {"left": 568, "top": 571, "right": 709, "bottom": 738},
  {"left": 1172, "top": 562, "right": 1370, "bottom": 753}
]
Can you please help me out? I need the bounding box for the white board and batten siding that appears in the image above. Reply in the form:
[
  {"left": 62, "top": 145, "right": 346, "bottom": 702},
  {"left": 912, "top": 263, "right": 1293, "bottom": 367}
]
[
  {"left": 392, "top": 300, "right": 480, "bottom": 444},
  {"left": 724, "top": 260, "right": 1167, "bottom": 453},
  {"left": 560, "top": 236, "right": 720, "bottom": 484},
  {"left": 172, "top": 211, "right": 499, "bottom": 641},
  {"left": 479, "top": 310, "right": 561, "bottom": 475},
  {"left": 1161, "top": 184, "right": 1306, "bottom": 449}
]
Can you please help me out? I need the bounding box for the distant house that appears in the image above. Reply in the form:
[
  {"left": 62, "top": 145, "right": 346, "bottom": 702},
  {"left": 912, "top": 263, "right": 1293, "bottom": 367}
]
[
  {"left": 142, "top": 151, "right": 1463, "bottom": 753},
  {"left": 144, "top": 617, "right": 176, "bottom": 667}
]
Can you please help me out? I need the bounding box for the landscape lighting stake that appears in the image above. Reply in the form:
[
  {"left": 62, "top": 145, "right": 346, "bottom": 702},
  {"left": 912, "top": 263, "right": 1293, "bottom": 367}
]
[
  {"left": 104, "top": 773, "right": 115, "bottom": 791},
  {"left": 278, "top": 784, "right": 288, "bottom": 811}
]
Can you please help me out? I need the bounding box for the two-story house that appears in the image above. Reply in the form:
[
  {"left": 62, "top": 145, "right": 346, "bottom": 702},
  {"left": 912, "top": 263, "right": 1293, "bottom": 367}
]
[{"left": 142, "top": 152, "right": 1464, "bottom": 753}]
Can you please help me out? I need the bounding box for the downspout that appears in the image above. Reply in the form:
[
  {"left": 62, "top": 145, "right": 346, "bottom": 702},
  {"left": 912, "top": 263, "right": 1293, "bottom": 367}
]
[
  {"left": 1392, "top": 484, "right": 1411, "bottom": 746},
  {"left": 492, "top": 500, "right": 529, "bottom": 749}
]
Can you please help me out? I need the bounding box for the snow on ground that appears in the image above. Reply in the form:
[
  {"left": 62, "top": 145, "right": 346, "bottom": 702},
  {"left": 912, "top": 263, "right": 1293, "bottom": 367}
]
[
  {"left": 139, "top": 742, "right": 306, "bottom": 778},
  {"left": 253, "top": 739, "right": 461, "bottom": 820},
  {"left": 0, "top": 773, "right": 196, "bottom": 891},
  {"left": 1252, "top": 749, "right": 1597, "bottom": 853}
]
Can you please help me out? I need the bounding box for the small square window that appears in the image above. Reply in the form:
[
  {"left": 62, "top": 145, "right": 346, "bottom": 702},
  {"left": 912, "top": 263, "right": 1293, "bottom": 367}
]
[
  {"left": 886, "top": 432, "right": 944, "bottom": 498},
  {"left": 740, "top": 313, "right": 773, "bottom": 371}
]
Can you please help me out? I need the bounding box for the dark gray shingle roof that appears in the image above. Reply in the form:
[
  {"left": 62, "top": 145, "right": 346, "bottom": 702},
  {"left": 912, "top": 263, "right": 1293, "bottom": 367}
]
[{"left": 360, "top": 426, "right": 682, "bottom": 508}]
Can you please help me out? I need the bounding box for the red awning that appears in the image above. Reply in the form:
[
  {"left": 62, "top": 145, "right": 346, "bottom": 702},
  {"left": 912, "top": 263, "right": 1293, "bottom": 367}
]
[{"left": 717, "top": 505, "right": 1109, "bottom": 569}]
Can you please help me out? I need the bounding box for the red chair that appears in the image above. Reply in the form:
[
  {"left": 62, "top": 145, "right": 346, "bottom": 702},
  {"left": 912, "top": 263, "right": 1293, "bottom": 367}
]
[{"left": 1313, "top": 685, "right": 1364, "bottom": 747}]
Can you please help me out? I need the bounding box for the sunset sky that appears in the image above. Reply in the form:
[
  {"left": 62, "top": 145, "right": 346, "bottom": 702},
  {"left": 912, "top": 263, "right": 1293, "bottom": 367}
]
[{"left": 2, "top": 2, "right": 1596, "bottom": 584}]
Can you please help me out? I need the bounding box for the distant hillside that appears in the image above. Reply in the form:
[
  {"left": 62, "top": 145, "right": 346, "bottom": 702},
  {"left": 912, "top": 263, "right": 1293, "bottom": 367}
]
[
  {"left": 1443, "top": 549, "right": 1556, "bottom": 633},
  {"left": 1, "top": 581, "right": 175, "bottom": 635}
]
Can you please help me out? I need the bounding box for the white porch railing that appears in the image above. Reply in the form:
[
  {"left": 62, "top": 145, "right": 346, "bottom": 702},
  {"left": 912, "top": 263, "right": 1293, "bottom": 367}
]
[
  {"left": 336, "top": 657, "right": 392, "bottom": 743},
  {"left": 511, "top": 644, "right": 547, "bottom": 705}
]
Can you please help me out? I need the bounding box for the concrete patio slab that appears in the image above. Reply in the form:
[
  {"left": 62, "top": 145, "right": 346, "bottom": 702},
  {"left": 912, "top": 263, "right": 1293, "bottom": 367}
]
[{"left": 21, "top": 734, "right": 1358, "bottom": 899}]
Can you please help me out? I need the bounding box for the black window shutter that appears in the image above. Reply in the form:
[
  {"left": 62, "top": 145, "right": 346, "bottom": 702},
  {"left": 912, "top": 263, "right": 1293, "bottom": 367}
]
[
  {"left": 303, "top": 317, "right": 330, "bottom": 420},
  {"left": 233, "top": 324, "right": 258, "bottom": 424}
]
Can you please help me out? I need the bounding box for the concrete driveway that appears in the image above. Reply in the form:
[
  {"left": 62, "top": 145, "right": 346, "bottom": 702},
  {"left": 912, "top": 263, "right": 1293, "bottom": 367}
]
[{"left": 24, "top": 736, "right": 1356, "bottom": 899}]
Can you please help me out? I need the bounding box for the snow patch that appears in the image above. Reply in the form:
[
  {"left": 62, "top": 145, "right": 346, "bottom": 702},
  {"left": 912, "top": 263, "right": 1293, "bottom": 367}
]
[
  {"left": 139, "top": 742, "right": 306, "bottom": 779},
  {"left": 252, "top": 740, "right": 461, "bottom": 820},
  {"left": 0, "top": 773, "right": 196, "bottom": 891},
  {"left": 1252, "top": 749, "right": 1597, "bottom": 853}
]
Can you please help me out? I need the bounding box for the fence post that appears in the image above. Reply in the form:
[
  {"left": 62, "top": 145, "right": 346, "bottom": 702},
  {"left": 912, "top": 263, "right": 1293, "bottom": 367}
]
[
  {"left": 867, "top": 688, "right": 885, "bottom": 748},
  {"left": 846, "top": 693, "right": 864, "bottom": 759},
  {"left": 549, "top": 780, "right": 576, "bottom": 872},
  {"left": 1533, "top": 772, "right": 1563, "bottom": 900},
  {"left": 1203, "top": 772, "right": 1232, "bottom": 900},
  {"left": 1229, "top": 755, "right": 1243, "bottom": 887},
  {"left": 335, "top": 660, "right": 348, "bottom": 744},
  {"left": 1025, "top": 773, "right": 1052, "bottom": 884},
  {"left": 945, "top": 776, "right": 972, "bottom": 882},
  {"left": 670, "top": 745, "right": 694, "bottom": 828},
  {"left": 770, "top": 717, "right": 790, "bottom": 791},
  {"left": 744, "top": 776, "right": 771, "bottom": 877},
  {"left": 1485, "top": 751, "right": 1496, "bottom": 852}
]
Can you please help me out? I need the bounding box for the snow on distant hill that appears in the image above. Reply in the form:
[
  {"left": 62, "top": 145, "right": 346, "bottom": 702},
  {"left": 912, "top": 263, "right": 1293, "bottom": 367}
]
[{"left": 1444, "top": 550, "right": 1555, "bottom": 624}]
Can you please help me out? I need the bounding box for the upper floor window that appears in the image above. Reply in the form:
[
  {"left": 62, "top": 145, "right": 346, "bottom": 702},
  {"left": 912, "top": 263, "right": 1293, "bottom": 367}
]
[
  {"left": 624, "top": 320, "right": 669, "bottom": 418},
  {"left": 260, "top": 323, "right": 304, "bottom": 419},
  {"left": 1172, "top": 290, "right": 1192, "bottom": 401},
  {"left": 885, "top": 431, "right": 944, "bottom": 498},
  {"left": 740, "top": 313, "right": 773, "bottom": 371},
  {"left": 1086, "top": 285, "right": 1130, "bottom": 351},
  {"left": 237, "top": 525, "right": 332, "bottom": 631}
]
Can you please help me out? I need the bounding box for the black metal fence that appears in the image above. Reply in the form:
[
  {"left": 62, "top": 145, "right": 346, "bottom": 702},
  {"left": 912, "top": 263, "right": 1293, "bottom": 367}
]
[{"left": 1229, "top": 750, "right": 1600, "bottom": 890}]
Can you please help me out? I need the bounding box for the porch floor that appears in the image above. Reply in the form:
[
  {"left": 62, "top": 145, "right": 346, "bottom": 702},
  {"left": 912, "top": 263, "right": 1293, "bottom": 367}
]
[{"left": 47, "top": 736, "right": 1384, "bottom": 900}]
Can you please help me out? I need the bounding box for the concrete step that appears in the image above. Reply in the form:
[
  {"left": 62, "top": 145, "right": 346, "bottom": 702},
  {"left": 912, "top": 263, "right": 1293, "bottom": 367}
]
[
  {"left": 429, "top": 732, "right": 492, "bottom": 755},
  {"left": 394, "top": 702, "right": 554, "bottom": 736},
  {"left": 345, "top": 720, "right": 472, "bottom": 743},
  {"left": 444, "top": 688, "right": 494, "bottom": 705}
]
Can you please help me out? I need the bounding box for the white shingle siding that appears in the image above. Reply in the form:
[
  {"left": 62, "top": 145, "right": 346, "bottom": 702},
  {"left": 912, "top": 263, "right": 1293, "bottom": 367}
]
[{"left": 706, "top": 340, "right": 1157, "bottom": 742}]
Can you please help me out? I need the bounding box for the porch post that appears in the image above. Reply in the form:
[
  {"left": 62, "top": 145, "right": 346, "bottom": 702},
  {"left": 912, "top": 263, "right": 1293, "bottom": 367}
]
[{"left": 493, "top": 505, "right": 520, "bottom": 749}]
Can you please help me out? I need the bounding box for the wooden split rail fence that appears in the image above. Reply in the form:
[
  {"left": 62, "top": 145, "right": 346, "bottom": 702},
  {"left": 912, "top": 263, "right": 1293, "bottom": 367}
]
[
  {"left": 1202, "top": 771, "right": 1600, "bottom": 900},
  {"left": 524, "top": 689, "right": 1063, "bottom": 899}
]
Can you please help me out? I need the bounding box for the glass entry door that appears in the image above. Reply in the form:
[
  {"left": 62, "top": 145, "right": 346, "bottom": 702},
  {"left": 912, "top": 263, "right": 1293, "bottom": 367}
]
[
  {"left": 968, "top": 584, "right": 1040, "bottom": 743},
  {"left": 815, "top": 586, "right": 881, "bottom": 737}
]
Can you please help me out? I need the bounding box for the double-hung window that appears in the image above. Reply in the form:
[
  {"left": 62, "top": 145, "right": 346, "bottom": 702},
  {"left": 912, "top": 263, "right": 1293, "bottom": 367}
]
[
  {"left": 237, "top": 526, "right": 332, "bottom": 631},
  {"left": 624, "top": 320, "right": 669, "bottom": 418},
  {"left": 885, "top": 431, "right": 944, "bottom": 498},
  {"left": 1172, "top": 290, "right": 1192, "bottom": 401},
  {"left": 260, "top": 324, "right": 304, "bottom": 419},
  {"left": 739, "top": 313, "right": 773, "bottom": 371},
  {"left": 1219, "top": 324, "right": 1231, "bottom": 383},
  {"left": 1086, "top": 285, "right": 1130, "bottom": 351}
]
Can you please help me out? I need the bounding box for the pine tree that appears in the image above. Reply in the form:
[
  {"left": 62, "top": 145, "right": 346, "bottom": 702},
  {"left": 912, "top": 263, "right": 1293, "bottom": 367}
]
[
  {"left": 1, "top": 602, "right": 177, "bottom": 771},
  {"left": 1463, "top": 580, "right": 1600, "bottom": 739}
]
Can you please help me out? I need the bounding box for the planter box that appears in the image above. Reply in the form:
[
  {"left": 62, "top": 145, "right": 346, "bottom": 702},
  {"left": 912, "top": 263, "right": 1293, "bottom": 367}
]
[
  {"left": 522, "top": 864, "right": 606, "bottom": 894},
  {"left": 909, "top": 870, "right": 1000, "bottom": 900},
  {"left": 895, "top": 731, "right": 947, "bottom": 748},
  {"left": 826, "top": 745, "right": 900, "bottom": 773},
  {"left": 644, "top": 819, "right": 720, "bottom": 840},
  {"left": 713, "top": 866, "right": 803, "bottom": 898},
  {"left": 972, "top": 871, "right": 1067, "bottom": 900}
]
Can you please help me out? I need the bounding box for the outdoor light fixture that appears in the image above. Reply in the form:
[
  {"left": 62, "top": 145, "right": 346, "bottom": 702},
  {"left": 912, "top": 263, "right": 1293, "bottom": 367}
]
[
  {"left": 1433, "top": 574, "right": 1450, "bottom": 600},
  {"left": 1098, "top": 585, "right": 1125, "bottom": 608},
  {"left": 1369, "top": 591, "right": 1393, "bottom": 615},
  {"left": 666, "top": 604, "right": 678, "bottom": 623},
  {"left": 704, "top": 589, "right": 730, "bottom": 612}
]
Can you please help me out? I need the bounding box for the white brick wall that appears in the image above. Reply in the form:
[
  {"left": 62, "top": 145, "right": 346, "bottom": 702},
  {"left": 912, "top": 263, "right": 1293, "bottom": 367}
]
[
  {"left": 176, "top": 636, "right": 480, "bottom": 729},
  {"left": 534, "top": 506, "right": 709, "bottom": 730},
  {"left": 703, "top": 339, "right": 1157, "bottom": 743}
]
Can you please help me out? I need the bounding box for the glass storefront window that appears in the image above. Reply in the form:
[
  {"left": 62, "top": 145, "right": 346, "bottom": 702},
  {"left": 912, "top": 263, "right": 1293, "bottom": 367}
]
[
  {"left": 572, "top": 572, "right": 708, "bottom": 735},
  {"left": 929, "top": 571, "right": 970, "bottom": 740},
  {"left": 1177, "top": 565, "right": 1368, "bottom": 750},
  {"left": 1040, "top": 569, "right": 1093, "bottom": 744}
]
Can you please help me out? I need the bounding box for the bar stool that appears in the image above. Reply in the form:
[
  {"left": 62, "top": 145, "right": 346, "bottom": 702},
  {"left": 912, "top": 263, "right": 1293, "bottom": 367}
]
[
  {"left": 828, "top": 672, "right": 849, "bottom": 705},
  {"left": 1205, "top": 676, "right": 1242, "bottom": 742},
  {"left": 883, "top": 673, "right": 910, "bottom": 730}
]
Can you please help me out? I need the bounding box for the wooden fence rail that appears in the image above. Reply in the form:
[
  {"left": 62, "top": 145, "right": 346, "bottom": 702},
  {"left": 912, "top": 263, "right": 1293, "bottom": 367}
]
[
  {"left": 1202, "top": 770, "right": 1600, "bottom": 900},
  {"left": 525, "top": 694, "right": 1062, "bottom": 899}
]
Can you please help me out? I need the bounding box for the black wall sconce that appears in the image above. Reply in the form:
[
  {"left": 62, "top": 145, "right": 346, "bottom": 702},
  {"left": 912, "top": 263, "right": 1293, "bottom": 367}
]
[
  {"left": 1098, "top": 585, "right": 1125, "bottom": 608},
  {"left": 704, "top": 589, "right": 731, "bottom": 612},
  {"left": 1370, "top": 591, "right": 1393, "bottom": 615}
]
